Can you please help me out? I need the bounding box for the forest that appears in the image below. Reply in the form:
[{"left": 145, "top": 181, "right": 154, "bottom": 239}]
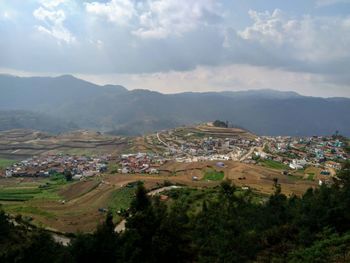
[{"left": 1, "top": 161, "right": 350, "bottom": 263}]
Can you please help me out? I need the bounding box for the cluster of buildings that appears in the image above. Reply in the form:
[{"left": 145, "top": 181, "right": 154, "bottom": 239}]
[
  {"left": 1, "top": 130, "right": 347, "bottom": 180},
  {"left": 142, "top": 131, "right": 347, "bottom": 176},
  {"left": 118, "top": 153, "right": 164, "bottom": 174},
  {"left": 258, "top": 136, "right": 347, "bottom": 171},
  {"left": 3, "top": 154, "right": 110, "bottom": 179},
  {"left": 157, "top": 131, "right": 263, "bottom": 163}
]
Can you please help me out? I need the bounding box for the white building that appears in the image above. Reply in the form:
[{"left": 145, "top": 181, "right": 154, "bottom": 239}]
[{"left": 289, "top": 159, "right": 307, "bottom": 170}]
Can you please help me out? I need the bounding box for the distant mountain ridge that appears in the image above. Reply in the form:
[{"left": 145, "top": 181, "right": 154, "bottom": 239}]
[{"left": 0, "top": 74, "right": 349, "bottom": 136}]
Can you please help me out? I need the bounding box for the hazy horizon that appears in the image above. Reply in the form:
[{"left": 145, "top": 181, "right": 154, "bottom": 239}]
[{"left": 1, "top": 70, "right": 349, "bottom": 99}]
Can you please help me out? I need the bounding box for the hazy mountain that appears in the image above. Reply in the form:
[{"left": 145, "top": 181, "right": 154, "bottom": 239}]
[
  {"left": 0, "top": 74, "right": 127, "bottom": 111},
  {"left": 0, "top": 110, "right": 78, "bottom": 133},
  {"left": 0, "top": 74, "right": 349, "bottom": 136}
]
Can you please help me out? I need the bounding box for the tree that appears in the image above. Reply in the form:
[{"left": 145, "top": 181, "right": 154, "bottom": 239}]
[
  {"left": 130, "top": 182, "right": 150, "bottom": 213},
  {"left": 213, "top": 120, "right": 228, "bottom": 128},
  {"left": 70, "top": 212, "right": 119, "bottom": 263},
  {"left": 64, "top": 169, "right": 73, "bottom": 181}
]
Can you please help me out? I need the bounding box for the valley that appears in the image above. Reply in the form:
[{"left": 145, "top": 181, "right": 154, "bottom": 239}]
[{"left": 1, "top": 122, "right": 346, "bottom": 234}]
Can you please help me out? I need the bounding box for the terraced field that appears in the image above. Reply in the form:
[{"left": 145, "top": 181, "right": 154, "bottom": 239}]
[
  {"left": 0, "top": 126, "right": 320, "bottom": 234},
  {"left": 0, "top": 159, "right": 318, "bottom": 234},
  {"left": 0, "top": 129, "right": 129, "bottom": 160}
]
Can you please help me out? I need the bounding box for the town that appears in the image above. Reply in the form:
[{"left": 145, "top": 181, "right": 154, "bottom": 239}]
[
  {"left": 1, "top": 126, "right": 347, "bottom": 182},
  {"left": 3, "top": 154, "right": 110, "bottom": 179}
]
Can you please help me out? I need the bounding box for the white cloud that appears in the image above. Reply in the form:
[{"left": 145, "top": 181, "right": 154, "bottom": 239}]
[
  {"left": 238, "top": 9, "right": 293, "bottom": 44},
  {"left": 85, "top": 0, "right": 222, "bottom": 39},
  {"left": 85, "top": 0, "right": 136, "bottom": 25},
  {"left": 237, "top": 9, "right": 350, "bottom": 63},
  {"left": 133, "top": 0, "right": 222, "bottom": 39},
  {"left": 34, "top": 7, "right": 66, "bottom": 23},
  {"left": 33, "top": 1, "right": 75, "bottom": 44}
]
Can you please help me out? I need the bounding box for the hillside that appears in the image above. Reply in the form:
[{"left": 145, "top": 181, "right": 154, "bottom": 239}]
[
  {"left": 0, "top": 129, "right": 128, "bottom": 160},
  {"left": 0, "top": 110, "right": 77, "bottom": 133},
  {"left": 0, "top": 74, "right": 349, "bottom": 136}
]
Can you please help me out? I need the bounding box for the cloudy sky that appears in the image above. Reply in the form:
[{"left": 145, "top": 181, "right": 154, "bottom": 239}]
[{"left": 0, "top": 0, "right": 350, "bottom": 97}]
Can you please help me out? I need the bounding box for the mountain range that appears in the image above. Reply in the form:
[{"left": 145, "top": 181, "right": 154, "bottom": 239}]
[{"left": 0, "top": 74, "right": 349, "bottom": 136}]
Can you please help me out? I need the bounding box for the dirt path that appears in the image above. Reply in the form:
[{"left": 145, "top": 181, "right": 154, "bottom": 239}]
[
  {"left": 239, "top": 147, "right": 256, "bottom": 162},
  {"left": 239, "top": 143, "right": 266, "bottom": 162}
]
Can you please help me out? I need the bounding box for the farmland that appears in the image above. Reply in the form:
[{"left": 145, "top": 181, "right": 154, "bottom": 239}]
[
  {"left": 1, "top": 125, "right": 341, "bottom": 234},
  {"left": 0, "top": 159, "right": 318, "bottom": 234},
  {"left": 0, "top": 175, "right": 67, "bottom": 201},
  {"left": 0, "top": 129, "right": 129, "bottom": 160}
]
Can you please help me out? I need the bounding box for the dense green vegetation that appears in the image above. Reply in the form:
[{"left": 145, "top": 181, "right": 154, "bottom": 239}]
[
  {"left": 202, "top": 169, "right": 224, "bottom": 181},
  {"left": 1, "top": 161, "right": 350, "bottom": 262}
]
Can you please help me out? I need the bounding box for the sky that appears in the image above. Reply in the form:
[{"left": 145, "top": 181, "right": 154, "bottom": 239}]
[{"left": 0, "top": 0, "right": 350, "bottom": 97}]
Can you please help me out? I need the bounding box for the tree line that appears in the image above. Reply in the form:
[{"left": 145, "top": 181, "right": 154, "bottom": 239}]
[{"left": 1, "top": 161, "right": 350, "bottom": 262}]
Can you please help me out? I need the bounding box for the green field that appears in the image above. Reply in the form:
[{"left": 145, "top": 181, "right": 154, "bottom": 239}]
[
  {"left": 203, "top": 169, "right": 225, "bottom": 181},
  {"left": 260, "top": 159, "right": 288, "bottom": 170},
  {"left": 108, "top": 186, "right": 136, "bottom": 222},
  {"left": 3, "top": 205, "right": 56, "bottom": 219},
  {"left": 0, "top": 188, "right": 42, "bottom": 201},
  {"left": 0, "top": 158, "right": 17, "bottom": 169},
  {"left": 0, "top": 174, "right": 69, "bottom": 202}
]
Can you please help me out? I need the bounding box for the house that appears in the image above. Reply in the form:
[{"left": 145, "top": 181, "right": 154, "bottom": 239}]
[{"left": 289, "top": 159, "right": 307, "bottom": 170}]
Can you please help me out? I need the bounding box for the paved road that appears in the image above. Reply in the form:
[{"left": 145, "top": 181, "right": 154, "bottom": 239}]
[{"left": 157, "top": 132, "right": 170, "bottom": 148}]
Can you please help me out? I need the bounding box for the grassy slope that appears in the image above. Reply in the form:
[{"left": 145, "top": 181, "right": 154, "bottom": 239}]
[
  {"left": 260, "top": 159, "right": 288, "bottom": 170},
  {"left": 108, "top": 187, "right": 136, "bottom": 222},
  {"left": 203, "top": 169, "right": 225, "bottom": 181},
  {"left": 0, "top": 158, "right": 17, "bottom": 169},
  {"left": 0, "top": 175, "right": 70, "bottom": 220}
]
